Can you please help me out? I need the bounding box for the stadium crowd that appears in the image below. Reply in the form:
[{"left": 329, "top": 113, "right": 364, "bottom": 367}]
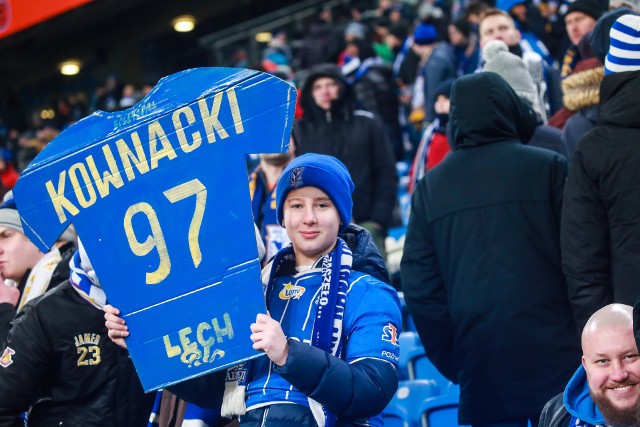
[{"left": 2, "top": 0, "right": 640, "bottom": 425}]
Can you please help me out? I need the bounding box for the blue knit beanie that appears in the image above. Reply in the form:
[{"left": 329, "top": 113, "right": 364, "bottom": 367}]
[
  {"left": 276, "top": 154, "right": 354, "bottom": 232},
  {"left": 413, "top": 23, "right": 439, "bottom": 45},
  {"left": 605, "top": 14, "right": 640, "bottom": 74}
]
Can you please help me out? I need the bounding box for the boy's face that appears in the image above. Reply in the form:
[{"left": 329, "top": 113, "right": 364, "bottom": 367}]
[
  {"left": 434, "top": 95, "right": 451, "bottom": 115},
  {"left": 0, "top": 226, "right": 44, "bottom": 281},
  {"left": 283, "top": 186, "right": 340, "bottom": 267}
]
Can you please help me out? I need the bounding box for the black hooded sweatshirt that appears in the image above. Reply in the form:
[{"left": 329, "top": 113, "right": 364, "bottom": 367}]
[
  {"left": 401, "top": 72, "right": 580, "bottom": 425},
  {"left": 562, "top": 71, "right": 640, "bottom": 331},
  {"left": 292, "top": 64, "right": 397, "bottom": 229}
]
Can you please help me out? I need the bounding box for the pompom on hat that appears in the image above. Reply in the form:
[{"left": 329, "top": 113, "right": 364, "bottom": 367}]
[
  {"left": 605, "top": 13, "right": 640, "bottom": 73},
  {"left": 413, "top": 23, "right": 439, "bottom": 45},
  {"left": 275, "top": 154, "right": 354, "bottom": 233},
  {"left": 482, "top": 40, "right": 546, "bottom": 120}
]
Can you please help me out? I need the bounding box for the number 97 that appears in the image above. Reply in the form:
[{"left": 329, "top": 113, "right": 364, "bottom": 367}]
[{"left": 123, "top": 179, "right": 207, "bottom": 285}]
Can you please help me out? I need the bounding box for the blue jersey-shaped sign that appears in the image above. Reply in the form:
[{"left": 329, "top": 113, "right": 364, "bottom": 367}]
[{"left": 12, "top": 68, "right": 296, "bottom": 391}]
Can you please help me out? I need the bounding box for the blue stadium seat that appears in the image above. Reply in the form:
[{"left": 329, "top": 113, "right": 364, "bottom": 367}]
[
  {"left": 419, "top": 391, "right": 465, "bottom": 427},
  {"left": 397, "top": 292, "right": 417, "bottom": 333},
  {"left": 382, "top": 400, "right": 410, "bottom": 427},
  {"left": 384, "top": 379, "right": 440, "bottom": 427},
  {"left": 399, "top": 332, "right": 451, "bottom": 394}
]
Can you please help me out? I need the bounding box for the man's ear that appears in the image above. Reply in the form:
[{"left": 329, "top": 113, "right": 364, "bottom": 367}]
[{"left": 581, "top": 355, "right": 587, "bottom": 369}]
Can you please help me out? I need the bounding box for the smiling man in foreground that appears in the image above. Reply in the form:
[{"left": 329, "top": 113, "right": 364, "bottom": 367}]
[{"left": 539, "top": 304, "right": 640, "bottom": 427}]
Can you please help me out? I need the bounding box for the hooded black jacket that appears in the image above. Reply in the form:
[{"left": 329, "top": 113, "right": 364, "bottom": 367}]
[
  {"left": 0, "top": 281, "right": 155, "bottom": 426},
  {"left": 562, "top": 71, "right": 640, "bottom": 331},
  {"left": 292, "top": 64, "right": 397, "bottom": 229},
  {"left": 401, "top": 72, "right": 580, "bottom": 425}
]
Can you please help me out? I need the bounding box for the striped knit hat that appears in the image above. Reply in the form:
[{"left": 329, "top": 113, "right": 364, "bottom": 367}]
[{"left": 605, "top": 14, "right": 640, "bottom": 74}]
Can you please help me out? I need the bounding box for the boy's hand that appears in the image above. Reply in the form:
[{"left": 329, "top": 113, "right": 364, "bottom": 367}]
[
  {"left": 250, "top": 312, "right": 289, "bottom": 366},
  {"left": 104, "top": 304, "right": 129, "bottom": 349}
]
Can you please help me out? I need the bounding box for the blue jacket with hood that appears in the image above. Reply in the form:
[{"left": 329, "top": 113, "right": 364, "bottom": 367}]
[{"left": 539, "top": 366, "right": 606, "bottom": 427}]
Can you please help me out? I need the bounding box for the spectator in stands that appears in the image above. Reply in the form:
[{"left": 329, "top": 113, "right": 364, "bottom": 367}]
[
  {"left": 249, "top": 142, "right": 295, "bottom": 262},
  {"left": 479, "top": 8, "right": 563, "bottom": 115},
  {"left": 558, "top": 32, "right": 603, "bottom": 160},
  {"left": 496, "top": 0, "right": 553, "bottom": 65},
  {"left": 408, "top": 78, "right": 453, "bottom": 194},
  {"left": 0, "top": 240, "right": 155, "bottom": 425},
  {"left": 539, "top": 304, "right": 640, "bottom": 427},
  {"left": 292, "top": 63, "right": 397, "bottom": 259},
  {"left": 412, "top": 23, "right": 456, "bottom": 123},
  {"left": 119, "top": 84, "right": 137, "bottom": 109},
  {"left": 561, "top": 14, "right": 640, "bottom": 332},
  {"left": 0, "top": 191, "right": 76, "bottom": 342},
  {"left": 298, "top": 9, "right": 332, "bottom": 69},
  {"left": 561, "top": 0, "right": 602, "bottom": 77},
  {"left": 106, "top": 153, "right": 401, "bottom": 426},
  {"left": 342, "top": 38, "right": 403, "bottom": 160},
  {"left": 0, "top": 152, "right": 18, "bottom": 201},
  {"left": 448, "top": 18, "right": 480, "bottom": 76},
  {"left": 401, "top": 72, "right": 580, "bottom": 426},
  {"left": 482, "top": 40, "right": 569, "bottom": 157}
]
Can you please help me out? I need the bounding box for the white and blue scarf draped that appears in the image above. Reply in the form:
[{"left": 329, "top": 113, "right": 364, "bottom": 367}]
[
  {"left": 69, "top": 250, "right": 106, "bottom": 309},
  {"left": 222, "top": 238, "right": 352, "bottom": 427}
]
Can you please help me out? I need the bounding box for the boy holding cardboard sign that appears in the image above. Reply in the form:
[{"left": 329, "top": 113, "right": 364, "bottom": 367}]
[{"left": 106, "top": 153, "right": 401, "bottom": 426}]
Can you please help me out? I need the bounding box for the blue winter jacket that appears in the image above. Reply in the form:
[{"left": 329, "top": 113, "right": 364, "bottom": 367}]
[{"left": 169, "top": 226, "right": 398, "bottom": 426}]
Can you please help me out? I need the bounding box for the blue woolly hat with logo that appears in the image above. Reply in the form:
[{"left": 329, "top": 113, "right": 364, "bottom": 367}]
[{"left": 275, "top": 153, "right": 354, "bottom": 232}]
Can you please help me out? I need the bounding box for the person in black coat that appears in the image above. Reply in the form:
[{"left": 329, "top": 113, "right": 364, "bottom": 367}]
[
  {"left": 401, "top": 72, "right": 580, "bottom": 426},
  {"left": 293, "top": 64, "right": 397, "bottom": 258},
  {"left": 561, "top": 14, "right": 640, "bottom": 332}
]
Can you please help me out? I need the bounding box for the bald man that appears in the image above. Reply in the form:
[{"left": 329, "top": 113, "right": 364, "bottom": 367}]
[{"left": 539, "top": 304, "right": 640, "bottom": 427}]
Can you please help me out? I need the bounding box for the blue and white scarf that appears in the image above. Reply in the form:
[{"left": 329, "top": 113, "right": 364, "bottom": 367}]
[
  {"left": 69, "top": 249, "right": 106, "bottom": 310},
  {"left": 221, "top": 238, "right": 352, "bottom": 427}
]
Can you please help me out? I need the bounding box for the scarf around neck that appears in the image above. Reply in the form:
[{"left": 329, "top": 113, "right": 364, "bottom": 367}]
[
  {"left": 221, "top": 238, "right": 353, "bottom": 427},
  {"left": 18, "top": 247, "right": 62, "bottom": 310}
]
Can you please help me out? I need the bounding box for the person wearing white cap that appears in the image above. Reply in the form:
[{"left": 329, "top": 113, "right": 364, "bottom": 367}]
[{"left": 561, "top": 13, "right": 640, "bottom": 332}]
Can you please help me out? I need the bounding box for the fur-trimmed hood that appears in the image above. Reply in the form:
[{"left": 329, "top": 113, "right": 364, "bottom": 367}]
[{"left": 562, "top": 62, "right": 604, "bottom": 112}]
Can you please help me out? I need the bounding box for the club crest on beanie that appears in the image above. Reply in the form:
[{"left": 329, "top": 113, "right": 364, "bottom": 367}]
[
  {"left": 275, "top": 153, "right": 354, "bottom": 233},
  {"left": 605, "top": 14, "right": 640, "bottom": 74}
]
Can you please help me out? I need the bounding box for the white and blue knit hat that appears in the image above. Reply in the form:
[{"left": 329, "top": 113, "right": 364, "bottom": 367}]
[{"left": 605, "top": 14, "right": 640, "bottom": 74}]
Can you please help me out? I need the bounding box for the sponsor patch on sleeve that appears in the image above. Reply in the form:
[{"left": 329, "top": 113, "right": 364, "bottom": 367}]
[
  {"left": 381, "top": 323, "right": 399, "bottom": 346},
  {"left": 0, "top": 347, "right": 15, "bottom": 368}
]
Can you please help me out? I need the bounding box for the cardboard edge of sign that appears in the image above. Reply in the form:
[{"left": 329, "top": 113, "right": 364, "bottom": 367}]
[{"left": 14, "top": 68, "right": 296, "bottom": 253}]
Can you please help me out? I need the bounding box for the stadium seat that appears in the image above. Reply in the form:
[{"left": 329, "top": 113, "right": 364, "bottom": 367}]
[
  {"left": 399, "top": 332, "right": 451, "bottom": 393},
  {"left": 382, "top": 400, "right": 410, "bottom": 427},
  {"left": 396, "top": 292, "right": 417, "bottom": 333},
  {"left": 384, "top": 379, "right": 440, "bottom": 427},
  {"left": 419, "top": 392, "right": 463, "bottom": 427}
]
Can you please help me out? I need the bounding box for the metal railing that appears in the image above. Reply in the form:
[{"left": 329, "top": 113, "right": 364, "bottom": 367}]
[{"left": 198, "top": 0, "right": 350, "bottom": 65}]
